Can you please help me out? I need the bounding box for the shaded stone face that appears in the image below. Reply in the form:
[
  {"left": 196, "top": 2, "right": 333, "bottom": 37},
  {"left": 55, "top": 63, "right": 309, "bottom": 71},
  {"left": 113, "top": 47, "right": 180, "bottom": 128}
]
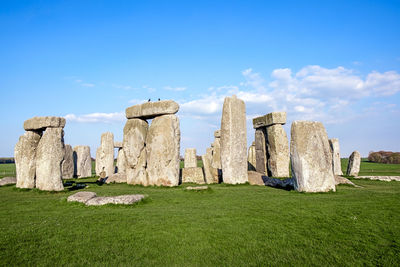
[
  {"left": 266, "top": 124, "right": 290, "bottom": 177},
  {"left": 220, "top": 95, "right": 248, "bottom": 184},
  {"left": 347, "top": 151, "right": 361, "bottom": 176},
  {"left": 62, "top": 144, "right": 74, "bottom": 179},
  {"left": 184, "top": 148, "right": 197, "bottom": 168},
  {"left": 24, "top": 116, "right": 66, "bottom": 131},
  {"left": 182, "top": 167, "right": 205, "bottom": 184},
  {"left": 146, "top": 114, "right": 180, "bottom": 187},
  {"left": 252, "top": 112, "right": 286, "bottom": 129},
  {"left": 255, "top": 128, "right": 267, "bottom": 174},
  {"left": 95, "top": 132, "right": 114, "bottom": 177},
  {"left": 35, "top": 127, "right": 65, "bottom": 191},
  {"left": 14, "top": 130, "right": 41, "bottom": 189},
  {"left": 73, "top": 146, "right": 92, "bottom": 178},
  {"left": 202, "top": 154, "right": 216, "bottom": 184},
  {"left": 290, "top": 121, "right": 335, "bottom": 193},
  {"left": 125, "top": 100, "right": 179, "bottom": 120},
  {"left": 116, "top": 148, "right": 126, "bottom": 174},
  {"left": 329, "top": 138, "right": 343, "bottom": 175},
  {"left": 211, "top": 138, "right": 221, "bottom": 169},
  {"left": 247, "top": 142, "right": 256, "bottom": 171}
]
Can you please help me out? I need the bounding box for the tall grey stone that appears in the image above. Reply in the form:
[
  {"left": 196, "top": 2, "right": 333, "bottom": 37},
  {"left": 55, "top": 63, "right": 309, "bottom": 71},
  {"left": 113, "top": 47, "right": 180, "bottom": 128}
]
[
  {"left": 35, "top": 127, "right": 65, "bottom": 191},
  {"left": 248, "top": 142, "right": 256, "bottom": 171},
  {"left": 73, "top": 146, "right": 92, "bottom": 178},
  {"left": 62, "top": 144, "right": 74, "bottom": 179},
  {"left": 15, "top": 131, "right": 41, "bottom": 188},
  {"left": 290, "top": 121, "right": 335, "bottom": 192},
  {"left": 125, "top": 100, "right": 179, "bottom": 120},
  {"left": 211, "top": 135, "right": 221, "bottom": 169},
  {"left": 347, "top": 151, "right": 361, "bottom": 176},
  {"left": 254, "top": 128, "right": 267, "bottom": 174},
  {"left": 220, "top": 95, "right": 248, "bottom": 184},
  {"left": 266, "top": 124, "right": 290, "bottom": 177},
  {"left": 184, "top": 148, "right": 197, "bottom": 168},
  {"left": 116, "top": 148, "right": 126, "bottom": 174},
  {"left": 95, "top": 132, "right": 114, "bottom": 177},
  {"left": 146, "top": 114, "right": 180, "bottom": 186},
  {"left": 329, "top": 138, "right": 343, "bottom": 175},
  {"left": 123, "top": 119, "right": 148, "bottom": 185}
]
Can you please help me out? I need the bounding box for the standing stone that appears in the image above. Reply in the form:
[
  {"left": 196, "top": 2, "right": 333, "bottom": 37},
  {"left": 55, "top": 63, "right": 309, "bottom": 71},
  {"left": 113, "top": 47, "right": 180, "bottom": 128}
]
[
  {"left": 329, "top": 138, "right": 343, "bottom": 175},
  {"left": 248, "top": 142, "right": 256, "bottom": 171},
  {"left": 290, "top": 121, "right": 335, "bottom": 192},
  {"left": 35, "top": 127, "right": 65, "bottom": 191},
  {"left": 255, "top": 128, "right": 267, "bottom": 174},
  {"left": 211, "top": 135, "right": 221, "bottom": 169},
  {"left": 347, "top": 151, "right": 361, "bottom": 176},
  {"left": 95, "top": 132, "right": 114, "bottom": 177},
  {"left": 15, "top": 131, "right": 42, "bottom": 188},
  {"left": 266, "top": 124, "right": 290, "bottom": 177},
  {"left": 123, "top": 119, "right": 148, "bottom": 185},
  {"left": 220, "top": 95, "right": 248, "bottom": 184},
  {"left": 184, "top": 148, "right": 197, "bottom": 168},
  {"left": 146, "top": 114, "right": 180, "bottom": 186},
  {"left": 202, "top": 154, "right": 217, "bottom": 184},
  {"left": 62, "top": 144, "right": 74, "bottom": 179},
  {"left": 73, "top": 146, "right": 92, "bottom": 178},
  {"left": 116, "top": 148, "right": 127, "bottom": 174}
]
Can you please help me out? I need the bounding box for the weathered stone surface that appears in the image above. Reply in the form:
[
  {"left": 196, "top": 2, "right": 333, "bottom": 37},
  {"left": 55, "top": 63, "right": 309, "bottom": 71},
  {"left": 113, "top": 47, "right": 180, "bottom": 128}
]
[
  {"left": 354, "top": 176, "right": 400, "bottom": 182},
  {"left": 253, "top": 112, "right": 286, "bottom": 129},
  {"left": 106, "top": 173, "right": 127, "bottom": 184},
  {"left": 95, "top": 132, "right": 114, "bottom": 177},
  {"left": 15, "top": 130, "right": 41, "bottom": 189},
  {"left": 247, "top": 171, "right": 294, "bottom": 189},
  {"left": 266, "top": 124, "right": 290, "bottom": 177},
  {"left": 146, "top": 115, "right": 180, "bottom": 186},
  {"left": 214, "top": 130, "right": 221, "bottom": 138},
  {"left": 0, "top": 177, "right": 17, "bottom": 186},
  {"left": 220, "top": 95, "right": 248, "bottom": 184},
  {"left": 62, "top": 145, "right": 74, "bottom": 179},
  {"left": 346, "top": 151, "right": 361, "bottom": 176},
  {"left": 116, "top": 148, "right": 126, "bottom": 173},
  {"left": 67, "top": 191, "right": 97, "bottom": 203},
  {"left": 182, "top": 167, "right": 205, "bottom": 184},
  {"left": 334, "top": 175, "right": 359, "bottom": 187},
  {"left": 202, "top": 153, "right": 217, "bottom": 184},
  {"left": 73, "top": 146, "right": 92, "bottom": 178},
  {"left": 114, "top": 141, "right": 123, "bottom": 148},
  {"left": 248, "top": 142, "right": 256, "bottom": 171},
  {"left": 35, "top": 127, "right": 65, "bottom": 191},
  {"left": 24, "top": 116, "right": 66, "bottom": 131},
  {"left": 211, "top": 138, "right": 221, "bottom": 169},
  {"left": 184, "top": 148, "right": 197, "bottom": 168},
  {"left": 85, "top": 194, "right": 145, "bottom": 206},
  {"left": 255, "top": 128, "right": 267, "bottom": 174},
  {"left": 290, "top": 121, "right": 336, "bottom": 192},
  {"left": 186, "top": 186, "right": 208, "bottom": 191},
  {"left": 125, "top": 100, "right": 179, "bottom": 119},
  {"left": 329, "top": 138, "right": 343, "bottom": 175},
  {"left": 123, "top": 119, "right": 148, "bottom": 185}
]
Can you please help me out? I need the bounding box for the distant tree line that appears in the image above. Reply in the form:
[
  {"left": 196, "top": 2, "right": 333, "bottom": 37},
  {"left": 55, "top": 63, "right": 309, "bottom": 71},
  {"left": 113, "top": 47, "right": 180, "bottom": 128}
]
[
  {"left": 0, "top": 158, "right": 15, "bottom": 164},
  {"left": 368, "top": 151, "right": 400, "bottom": 164}
]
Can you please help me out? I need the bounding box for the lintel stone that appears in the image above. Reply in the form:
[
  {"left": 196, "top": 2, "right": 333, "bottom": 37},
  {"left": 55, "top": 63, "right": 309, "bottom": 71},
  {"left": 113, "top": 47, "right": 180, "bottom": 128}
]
[
  {"left": 252, "top": 112, "right": 286, "bottom": 129},
  {"left": 125, "top": 100, "right": 179, "bottom": 119}
]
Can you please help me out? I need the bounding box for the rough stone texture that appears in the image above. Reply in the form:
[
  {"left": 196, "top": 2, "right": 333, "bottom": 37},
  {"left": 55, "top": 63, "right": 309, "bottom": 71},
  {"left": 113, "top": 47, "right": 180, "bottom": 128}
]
[
  {"left": 248, "top": 142, "right": 256, "bottom": 171},
  {"left": 334, "top": 175, "right": 359, "bottom": 187},
  {"left": 346, "top": 151, "right": 361, "bottom": 176},
  {"left": 255, "top": 128, "right": 267, "bottom": 174},
  {"left": 85, "top": 194, "right": 145, "bottom": 206},
  {"left": 247, "top": 171, "right": 294, "bottom": 189},
  {"left": 214, "top": 130, "right": 221, "bottom": 138},
  {"left": 186, "top": 186, "right": 208, "bottom": 191},
  {"left": 290, "top": 121, "right": 336, "bottom": 193},
  {"left": 35, "top": 127, "right": 65, "bottom": 191},
  {"left": 354, "top": 176, "right": 400, "bottom": 182},
  {"left": 182, "top": 167, "right": 205, "bottom": 184},
  {"left": 123, "top": 119, "right": 148, "bottom": 185},
  {"left": 116, "top": 148, "right": 126, "bottom": 174},
  {"left": 62, "top": 145, "right": 74, "bottom": 179},
  {"left": 15, "top": 130, "right": 41, "bottom": 189},
  {"left": 211, "top": 138, "right": 221, "bottom": 169},
  {"left": 184, "top": 148, "right": 197, "bottom": 168},
  {"left": 73, "top": 146, "right": 92, "bottom": 178},
  {"left": 67, "top": 191, "right": 97, "bottom": 203},
  {"left": 202, "top": 154, "right": 217, "bottom": 184},
  {"left": 106, "top": 173, "right": 127, "bottom": 184},
  {"left": 95, "top": 132, "right": 114, "bottom": 177},
  {"left": 266, "top": 124, "right": 290, "bottom": 177},
  {"left": 126, "top": 100, "right": 179, "bottom": 119},
  {"left": 220, "top": 95, "right": 248, "bottom": 184},
  {"left": 0, "top": 177, "right": 17, "bottom": 186},
  {"left": 114, "top": 141, "right": 123, "bottom": 148},
  {"left": 329, "top": 138, "right": 343, "bottom": 175},
  {"left": 24, "top": 116, "right": 66, "bottom": 131},
  {"left": 146, "top": 115, "right": 180, "bottom": 187},
  {"left": 252, "top": 112, "right": 286, "bottom": 129}
]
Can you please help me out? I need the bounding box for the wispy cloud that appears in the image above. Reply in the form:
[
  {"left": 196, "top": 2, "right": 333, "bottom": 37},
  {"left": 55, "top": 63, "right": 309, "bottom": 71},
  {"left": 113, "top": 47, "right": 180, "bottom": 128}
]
[
  {"left": 65, "top": 112, "right": 125, "bottom": 123},
  {"left": 164, "top": 86, "right": 187, "bottom": 91}
]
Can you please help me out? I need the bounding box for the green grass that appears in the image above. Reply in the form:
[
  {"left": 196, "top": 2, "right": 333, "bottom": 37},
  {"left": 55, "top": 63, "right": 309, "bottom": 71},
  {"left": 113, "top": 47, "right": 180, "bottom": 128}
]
[
  {"left": 0, "top": 179, "right": 399, "bottom": 266},
  {"left": 341, "top": 158, "right": 400, "bottom": 176}
]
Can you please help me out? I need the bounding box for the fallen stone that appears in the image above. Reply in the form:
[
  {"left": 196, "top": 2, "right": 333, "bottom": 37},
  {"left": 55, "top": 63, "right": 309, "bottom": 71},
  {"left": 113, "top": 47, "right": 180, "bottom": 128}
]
[
  {"left": 186, "top": 186, "right": 208, "bottom": 191},
  {"left": 114, "top": 141, "right": 123, "bottom": 148},
  {"left": 125, "top": 100, "right": 179, "bottom": 119},
  {"left": 248, "top": 142, "right": 256, "bottom": 171},
  {"left": 95, "top": 132, "right": 114, "bottom": 177},
  {"left": 105, "top": 173, "right": 127, "bottom": 184},
  {"left": 67, "top": 191, "right": 97, "bottom": 203},
  {"left": 182, "top": 167, "right": 205, "bottom": 184},
  {"left": 346, "top": 151, "right": 361, "bottom": 176},
  {"left": 255, "top": 128, "right": 267, "bottom": 174},
  {"left": 184, "top": 148, "right": 197, "bottom": 168},
  {"left": 0, "top": 177, "right": 17, "bottom": 186},
  {"left": 334, "top": 175, "right": 360, "bottom": 187},
  {"left": 252, "top": 112, "right": 286, "bottom": 129},
  {"left": 329, "top": 138, "right": 343, "bottom": 175},
  {"left": 62, "top": 145, "right": 74, "bottom": 179},
  {"left": 354, "top": 176, "right": 400, "bottom": 182},
  {"left": 290, "top": 121, "right": 336, "bottom": 192},
  {"left": 73, "top": 146, "right": 92, "bottom": 178},
  {"left": 24, "top": 116, "right": 66, "bottom": 131},
  {"left": 116, "top": 148, "right": 126, "bottom": 174},
  {"left": 266, "top": 124, "right": 290, "bottom": 177},
  {"left": 85, "top": 194, "right": 145, "bottom": 206}
]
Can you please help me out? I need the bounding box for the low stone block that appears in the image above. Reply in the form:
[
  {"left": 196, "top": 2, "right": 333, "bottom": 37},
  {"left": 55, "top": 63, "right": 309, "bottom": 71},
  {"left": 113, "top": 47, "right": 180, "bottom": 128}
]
[
  {"left": 182, "top": 167, "right": 205, "bottom": 184},
  {"left": 186, "top": 186, "right": 208, "bottom": 191},
  {"left": 106, "top": 173, "right": 127, "bottom": 184},
  {"left": 125, "top": 100, "right": 179, "bottom": 119},
  {"left": 67, "top": 191, "right": 97, "bottom": 203},
  {"left": 0, "top": 177, "right": 16, "bottom": 186},
  {"left": 24, "top": 116, "right": 66, "bottom": 131},
  {"left": 85, "top": 194, "right": 145, "bottom": 206},
  {"left": 252, "top": 112, "right": 286, "bottom": 129}
]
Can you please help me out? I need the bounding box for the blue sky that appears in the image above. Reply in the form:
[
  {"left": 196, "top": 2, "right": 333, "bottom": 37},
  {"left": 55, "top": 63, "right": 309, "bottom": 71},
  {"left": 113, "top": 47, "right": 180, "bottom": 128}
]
[{"left": 1, "top": 0, "right": 399, "bottom": 158}]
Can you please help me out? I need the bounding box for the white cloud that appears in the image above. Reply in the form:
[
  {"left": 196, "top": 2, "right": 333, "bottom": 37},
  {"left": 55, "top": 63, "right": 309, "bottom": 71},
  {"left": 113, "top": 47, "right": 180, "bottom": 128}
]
[
  {"left": 65, "top": 112, "right": 125, "bottom": 123},
  {"left": 164, "top": 86, "right": 187, "bottom": 92},
  {"left": 364, "top": 71, "right": 400, "bottom": 96}
]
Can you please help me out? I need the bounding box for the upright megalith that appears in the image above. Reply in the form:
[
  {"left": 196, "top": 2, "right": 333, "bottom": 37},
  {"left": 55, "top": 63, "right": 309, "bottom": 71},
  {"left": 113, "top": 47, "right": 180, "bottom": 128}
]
[
  {"left": 62, "top": 145, "right": 74, "bottom": 179},
  {"left": 15, "top": 130, "right": 42, "bottom": 188},
  {"left": 347, "top": 151, "right": 361, "bottom": 176},
  {"left": 73, "top": 146, "right": 92, "bottom": 178},
  {"left": 35, "top": 127, "right": 65, "bottom": 191},
  {"left": 254, "top": 128, "right": 267, "bottom": 174},
  {"left": 202, "top": 153, "right": 215, "bottom": 184},
  {"left": 116, "top": 148, "right": 126, "bottom": 174},
  {"left": 248, "top": 141, "right": 256, "bottom": 171},
  {"left": 329, "top": 138, "right": 343, "bottom": 175},
  {"left": 182, "top": 148, "right": 205, "bottom": 184},
  {"left": 95, "top": 132, "right": 114, "bottom": 177},
  {"left": 290, "top": 121, "right": 335, "bottom": 192},
  {"left": 220, "top": 95, "right": 248, "bottom": 184},
  {"left": 184, "top": 148, "right": 197, "bottom": 168},
  {"left": 146, "top": 114, "right": 180, "bottom": 186}
]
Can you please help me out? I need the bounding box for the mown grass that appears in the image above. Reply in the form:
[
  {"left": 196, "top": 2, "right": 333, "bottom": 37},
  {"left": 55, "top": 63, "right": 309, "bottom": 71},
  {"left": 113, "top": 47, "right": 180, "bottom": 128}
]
[{"left": 341, "top": 158, "right": 400, "bottom": 176}]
